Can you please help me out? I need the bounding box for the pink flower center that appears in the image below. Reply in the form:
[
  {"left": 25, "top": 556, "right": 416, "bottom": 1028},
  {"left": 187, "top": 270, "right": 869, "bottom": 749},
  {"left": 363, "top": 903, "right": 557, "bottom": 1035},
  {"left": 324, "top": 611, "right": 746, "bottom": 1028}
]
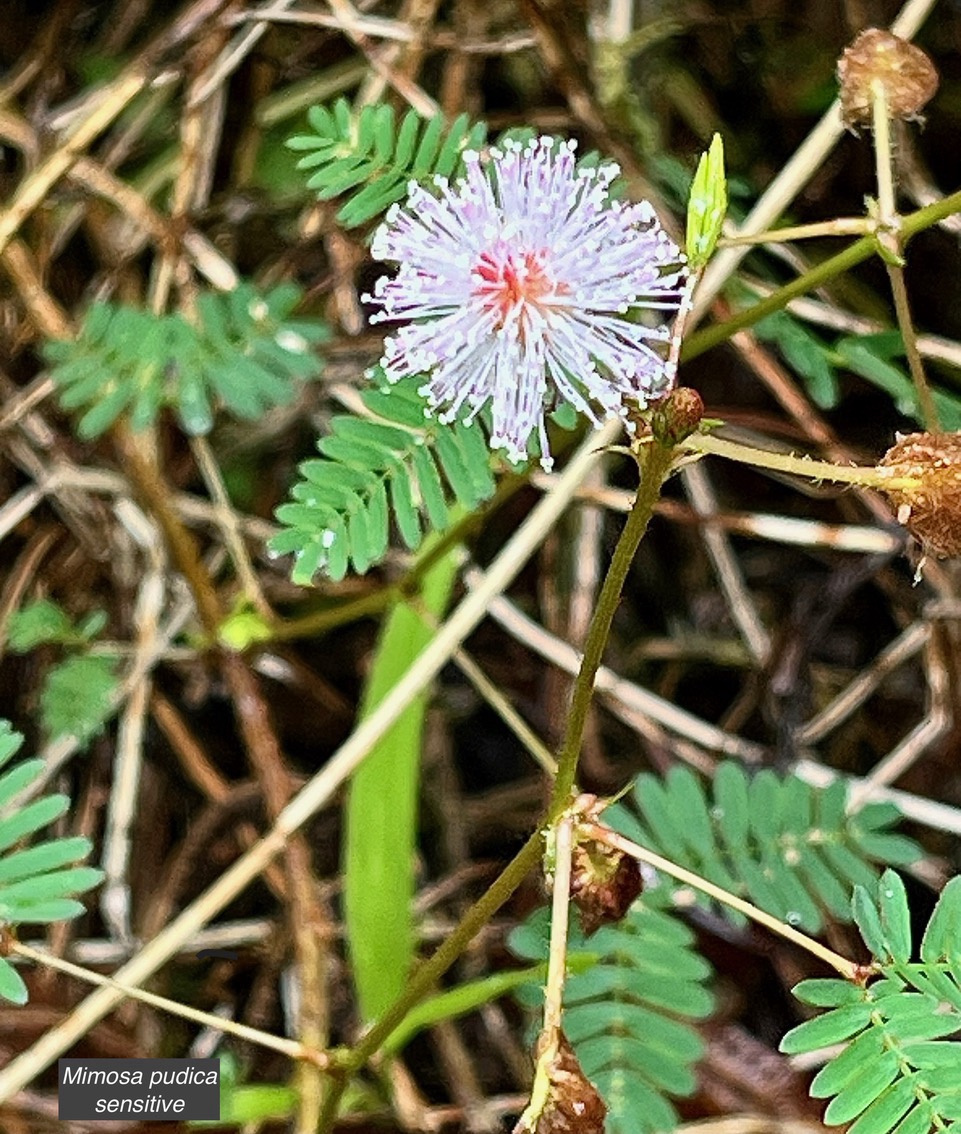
[{"left": 472, "top": 249, "right": 557, "bottom": 332}]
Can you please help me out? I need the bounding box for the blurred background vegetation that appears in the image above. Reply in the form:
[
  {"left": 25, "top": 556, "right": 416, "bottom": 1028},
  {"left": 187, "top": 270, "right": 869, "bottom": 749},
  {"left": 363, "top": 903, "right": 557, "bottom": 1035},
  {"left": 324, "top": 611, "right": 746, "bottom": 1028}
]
[{"left": 2, "top": 1, "right": 961, "bottom": 1131}]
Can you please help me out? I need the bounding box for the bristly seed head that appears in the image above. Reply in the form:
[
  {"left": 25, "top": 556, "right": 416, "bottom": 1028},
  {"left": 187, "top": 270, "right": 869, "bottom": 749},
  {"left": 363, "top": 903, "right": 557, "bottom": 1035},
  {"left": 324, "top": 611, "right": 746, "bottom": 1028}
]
[
  {"left": 878, "top": 431, "right": 961, "bottom": 558},
  {"left": 838, "top": 28, "right": 939, "bottom": 130},
  {"left": 363, "top": 136, "right": 685, "bottom": 470}
]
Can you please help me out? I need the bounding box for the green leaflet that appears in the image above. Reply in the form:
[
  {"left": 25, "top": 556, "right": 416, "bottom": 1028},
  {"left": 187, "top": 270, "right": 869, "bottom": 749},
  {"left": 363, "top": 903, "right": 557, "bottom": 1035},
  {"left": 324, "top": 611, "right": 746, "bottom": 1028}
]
[
  {"left": 0, "top": 960, "right": 28, "bottom": 1005},
  {"left": 289, "top": 99, "right": 487, "bottom": 228},
  {"left": 343, "top": 536, "right": 460, "bottom": 1021},
  {"left": 620, "top": 763, "right": 920, "bottom": 934},
  {"left": 47, "top": 283, "right": 326, "bottom": 439},
  {"left": 6, "top": 600, "right": 78, "bottom": 650},
  {"left": 793, "top": 978, "right": 865, "bottom": 1008},
  {"left": 271, "top": 375, "right": 499, "bottom": 582},
  {"left": 39, "top": 654, "right": 119, "bottom": 745},
  {"left": 7, "top": 600, "right": 120, "bottom": 747},
  {"left": 783, "top": 870, "right": 961, "bottom": 1134},
  {"left": 0, "top": 796, "right": 68, "bottom": 855},
  {"left": 0, "top": 723, "right": 101, "bottom": 1003},
  {"left": 510, "top": 893, "right": 713, "bottom": 1134}
]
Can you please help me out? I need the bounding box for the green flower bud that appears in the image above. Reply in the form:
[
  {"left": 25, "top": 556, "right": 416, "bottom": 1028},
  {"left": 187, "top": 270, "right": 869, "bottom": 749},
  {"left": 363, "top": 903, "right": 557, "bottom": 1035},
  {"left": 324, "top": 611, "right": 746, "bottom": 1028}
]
[{"left": 686, "top": 133, "right": 727, "bottom": 271}]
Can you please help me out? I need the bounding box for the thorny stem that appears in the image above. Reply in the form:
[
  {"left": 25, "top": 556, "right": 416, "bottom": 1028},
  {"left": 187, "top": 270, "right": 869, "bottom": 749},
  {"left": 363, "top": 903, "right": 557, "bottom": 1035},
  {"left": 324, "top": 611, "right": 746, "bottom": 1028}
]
[
  {"left": 588, "top": 825, "right": 860, "bottom": 981},
  {"left": 679, "top": 430, "right": 922, "bottom": 490},
  {"left": 871, "top": 77, "right": 941, "bottom": 431}
]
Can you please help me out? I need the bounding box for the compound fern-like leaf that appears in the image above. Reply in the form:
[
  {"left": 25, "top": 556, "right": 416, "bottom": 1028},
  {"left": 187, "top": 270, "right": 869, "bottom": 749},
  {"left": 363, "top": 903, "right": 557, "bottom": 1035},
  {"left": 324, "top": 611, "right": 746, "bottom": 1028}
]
[
  {"left": 288, "top": 99, "right": 487, "bottom": 227},
  {"left": 270, "top": 374, "right": 497, "bottom": 582},
  {"left": 8, "top": 600, "right": 107, "bottom": 651},
  {"left": 8, "top": 600, "right": 119, "bottom": 744},
  {"left": 782, "top": 869, "right": 961, "bottom": 1134},
  {"left": 612, "top": 763, "right": 920, "bottom": 934},
  {"left": 0, "top": 721, "right": 102, "bottom": 1003},
  {"left": 47, "top": 282, "right": 327, "bottom": 438},
  {"left": 511, "top": 891, "right": 713, "bottom": 1134},
  {"left": 40, "top": 654, "right": 119, "bottom": 745}
]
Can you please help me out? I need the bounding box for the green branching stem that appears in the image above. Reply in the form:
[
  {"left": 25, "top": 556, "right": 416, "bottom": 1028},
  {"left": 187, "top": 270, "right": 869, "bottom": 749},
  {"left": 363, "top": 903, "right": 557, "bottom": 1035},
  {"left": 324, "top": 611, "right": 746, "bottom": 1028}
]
[
  {"left": 871, "top": 77, "right": 941, "bottom": 432},
  {"left": 550, "top": 435, "right": 685, "bottom": 813},
  {"left": 683, "top": 185, "right": 961, "bottom": 363},
  {"left": 270, "top": 586, "right": 396, "bottom": 642},
  {"left": 317, "top": 436, "right": 677, "bottom": 1130},
  {"left": 678, "top": 430, "right": 922, "bottom": 490}
]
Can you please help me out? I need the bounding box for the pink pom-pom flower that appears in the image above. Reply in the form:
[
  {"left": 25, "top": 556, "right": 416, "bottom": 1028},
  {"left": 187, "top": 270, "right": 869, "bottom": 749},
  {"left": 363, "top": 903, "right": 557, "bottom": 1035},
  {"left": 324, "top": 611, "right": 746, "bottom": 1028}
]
[{"left": 363, "top": 136, "right": 685, "bottom": 469}]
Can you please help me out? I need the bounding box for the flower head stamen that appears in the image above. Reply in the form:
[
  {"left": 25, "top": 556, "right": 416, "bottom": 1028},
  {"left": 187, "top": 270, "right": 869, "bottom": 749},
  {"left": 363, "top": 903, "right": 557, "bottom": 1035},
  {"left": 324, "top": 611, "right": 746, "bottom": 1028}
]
[
  {"left": 473, "top": 247, "right": 561, "bottom": 339},
  {"left": 363, "top": 136, "right": 685, "bottom": 469}
]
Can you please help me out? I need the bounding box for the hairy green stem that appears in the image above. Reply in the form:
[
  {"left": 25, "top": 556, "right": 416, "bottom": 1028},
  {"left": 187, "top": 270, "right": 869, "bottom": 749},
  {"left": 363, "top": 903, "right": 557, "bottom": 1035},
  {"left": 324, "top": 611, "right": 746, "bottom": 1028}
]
[
  {"left": 543, "top": 815, "right": 575, "bottom": 1039},
  {"left": 519, "top": 814, "right": 575, "bottom": 1134},
  {"left": 590, "top": 825, "right": 859, "bottom": 980},
  {"left": 679, "top": 431, "right": 921, "bottom": 489},
  {"left": 888, "top": 265, "right": 940, "bottom": 430},
  {"left": 549, "top": 437, "right": 679, "bottom": 813},
  {"left": 871, "top": 78, "right": 940, "bottom": 432},
  {"left": 721, "top": 218, "right": 871, "bottom": 243},
  {"left": 683, "top": 236, "right": 876, "bottom": 361},
  {"left": 683, "top": 185, "right": 961, "bottom": 363},
  {"left": 871, "top": 79, "right": 897, "bottom": 232}
]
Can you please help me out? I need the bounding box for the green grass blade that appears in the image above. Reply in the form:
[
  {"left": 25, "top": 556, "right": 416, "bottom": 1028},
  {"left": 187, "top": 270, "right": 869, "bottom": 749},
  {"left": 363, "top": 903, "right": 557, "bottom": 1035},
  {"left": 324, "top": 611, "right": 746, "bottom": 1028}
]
[{"left": 342, "top": 534, "right": 460, "bottom": 1021}]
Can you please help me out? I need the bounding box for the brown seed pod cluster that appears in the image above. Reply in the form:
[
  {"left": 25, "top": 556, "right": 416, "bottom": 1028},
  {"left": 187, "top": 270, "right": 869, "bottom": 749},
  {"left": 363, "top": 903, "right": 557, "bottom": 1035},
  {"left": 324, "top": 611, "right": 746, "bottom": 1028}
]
[
  {"left": 513, "top": 1031, "right": 607, "bottom": 1134},
  {"left": 837, "top": 28, "right": 939, "bottom": 129},
  {"left": 878, "top": 431, "right": 961, "bottom": 558},
  {"left": 569, "top": 794, "right": 643, "bottom": 936}
]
